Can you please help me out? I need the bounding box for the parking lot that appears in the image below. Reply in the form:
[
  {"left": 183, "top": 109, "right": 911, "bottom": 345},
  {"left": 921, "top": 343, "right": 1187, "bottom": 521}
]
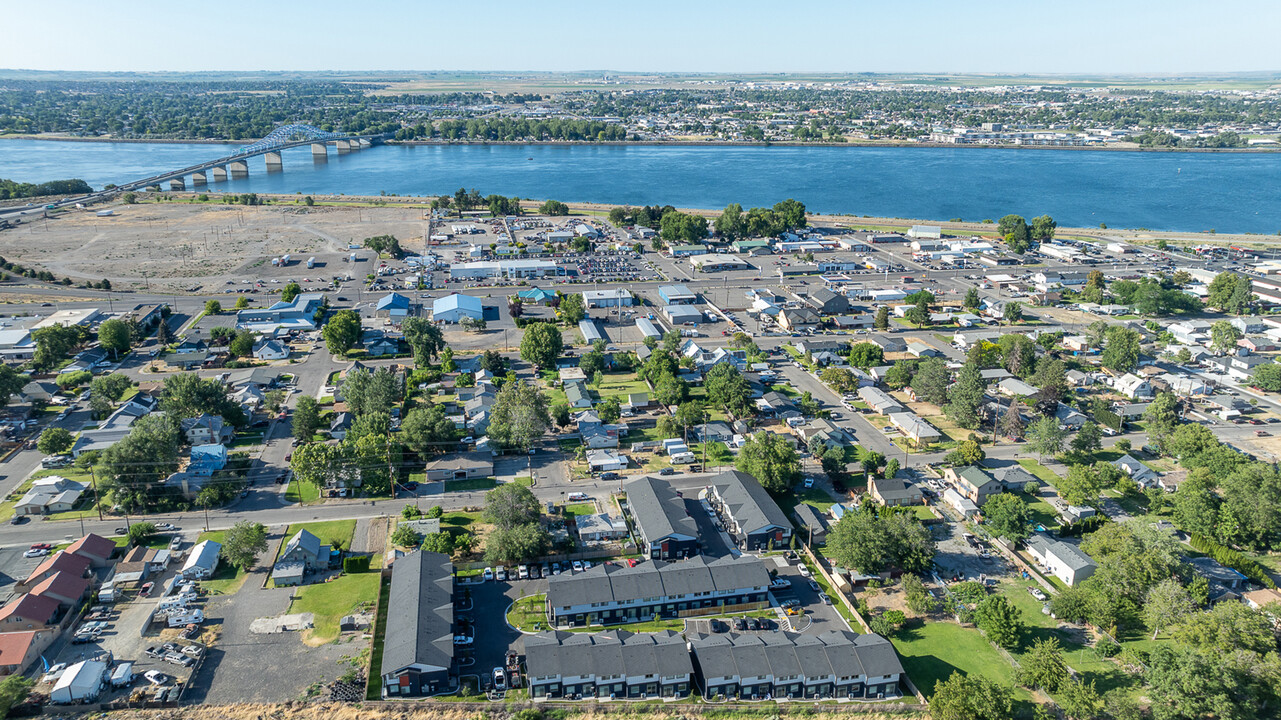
[{"left": 931, "top": 521, "right": 1011, "bottom": 584}]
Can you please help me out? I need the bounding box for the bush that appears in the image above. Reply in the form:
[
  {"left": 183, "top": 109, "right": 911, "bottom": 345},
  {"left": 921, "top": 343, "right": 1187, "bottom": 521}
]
[
  {"left": 343, "top": 556, "right": 371, "bottom": 574},
  {"left": 1188, "top": 533, "right": 1277, "bottom": 588},
  {"left": 1094, "top": 639, "right": 1121, "bottom": 658},
  {"left": 56, "top": 370, "right": 92, "bottom": 388}
]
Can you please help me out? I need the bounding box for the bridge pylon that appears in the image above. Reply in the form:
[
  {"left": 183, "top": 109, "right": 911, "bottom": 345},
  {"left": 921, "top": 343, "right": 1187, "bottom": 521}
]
[
  {"left": 311, "top": 143, "right": 328, "bottom": 157},
  {"left": 191, "top": 171, "right": 207, "bottom": 186},
  {"left": 265, "top": 151, "right": 283, "bottom": 172},
  {"left": 229, "top": 160, "right": 249, "bottom": 178},
  {"left": 211, "top": 165, "right": 228, "bottom": 182}
]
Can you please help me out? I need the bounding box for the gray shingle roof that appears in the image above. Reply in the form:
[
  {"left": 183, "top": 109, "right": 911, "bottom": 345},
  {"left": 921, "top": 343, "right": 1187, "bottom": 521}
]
[
  {"left": 547, "top": 555, "right": 769, "bottom": 609},
  {"left": 284, "top": 529, "right": 321, "bottom": 559},
  {"left": 710, "top": 470, "right": 791, "bottom": 536},
  {"left": 525, "top": 629, "right": 691, "bottom": 680},
  {"left": 381, "top": 551, "right": 454, "bottom": 676},
  {"left": 624, "top": 476, "right": 698, "bottom": 544},
  {"left": 690, "top": 630, "right": 903, "bottom": 682}
]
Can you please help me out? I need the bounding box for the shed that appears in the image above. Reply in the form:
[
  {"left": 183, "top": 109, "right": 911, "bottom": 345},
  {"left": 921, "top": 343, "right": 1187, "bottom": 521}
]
[{"left": 50, "top": 659, "right": 108, "bottom": 704}]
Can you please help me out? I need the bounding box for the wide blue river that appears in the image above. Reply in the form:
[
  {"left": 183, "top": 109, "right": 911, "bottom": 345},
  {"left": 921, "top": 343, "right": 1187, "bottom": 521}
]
[{"left": 3, "top": 139, "right": 1280, "bottom": 234}]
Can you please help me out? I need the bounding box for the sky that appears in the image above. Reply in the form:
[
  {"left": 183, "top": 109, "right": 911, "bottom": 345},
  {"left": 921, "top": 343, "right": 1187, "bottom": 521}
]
[{"left": 8, "top": 0, "right": 1280, "bottom": 75}]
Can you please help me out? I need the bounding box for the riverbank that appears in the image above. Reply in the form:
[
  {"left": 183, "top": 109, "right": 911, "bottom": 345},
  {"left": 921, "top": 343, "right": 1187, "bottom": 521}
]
[{"left": 2, "top": 133, "right": 1278, "bottom": 153}]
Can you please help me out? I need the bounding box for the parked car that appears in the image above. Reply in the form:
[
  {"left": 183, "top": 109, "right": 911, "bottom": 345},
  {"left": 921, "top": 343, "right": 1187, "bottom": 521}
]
[
  {"left": 144, "top": 671, "right": 168, "bottom": 686},
  {"left": 567, "top": 492, "right": 589, "bottom": 501},
  {"left": 1027, "top": 587, "right": 1048, "bottom": 602},
  {"left": 492, "top": 667, "right": 506, "bottom": 691},
  {"left": 22, "top": 548, "right": 48, "bottom": 559},
  {"left": 140, "top": 582, "right": 154, "bottom": 597},
  {"left": 482, "top": 567, "right": 494, "bottom": 581}
]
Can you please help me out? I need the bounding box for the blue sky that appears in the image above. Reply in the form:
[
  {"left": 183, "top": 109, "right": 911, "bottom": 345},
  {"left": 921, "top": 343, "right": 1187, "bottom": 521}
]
[{"left": 9, "top": 0, "right": 1279, "bottom": 74}]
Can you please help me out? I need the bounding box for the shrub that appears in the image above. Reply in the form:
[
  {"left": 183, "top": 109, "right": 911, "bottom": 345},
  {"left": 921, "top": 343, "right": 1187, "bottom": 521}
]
[
  {"left": 1094, "top": 639, "right": 1121, "bottom": 658},
  {"left": 1188, "top": 533, "right": 1277, "bottom": 588},
  {"left": 343, "top": 556, "right": 371, "bottom": 574}
]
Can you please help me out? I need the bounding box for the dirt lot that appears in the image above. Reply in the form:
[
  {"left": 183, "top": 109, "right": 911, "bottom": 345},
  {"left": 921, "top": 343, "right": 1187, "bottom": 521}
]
[{"left": 0, "top": 203, "right": 431, "bottom": 290}]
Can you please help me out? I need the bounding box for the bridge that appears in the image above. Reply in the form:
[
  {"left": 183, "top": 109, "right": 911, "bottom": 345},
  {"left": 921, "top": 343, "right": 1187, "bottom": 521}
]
[{"left": 113, "top": 124, "right": 388, "bottom": 193}]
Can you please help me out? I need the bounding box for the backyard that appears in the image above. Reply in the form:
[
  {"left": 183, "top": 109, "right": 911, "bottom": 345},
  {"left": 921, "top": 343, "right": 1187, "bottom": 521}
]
[
  {"left": 288, "top": 570, "right": 382, "bottom": 645},
  {"left": 195, "top": 530, "right": 251, "bottom": 595}
]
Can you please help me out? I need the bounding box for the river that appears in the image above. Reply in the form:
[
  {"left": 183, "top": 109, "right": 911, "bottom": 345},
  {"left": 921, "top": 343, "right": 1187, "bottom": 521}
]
[{"left": 2, "top": 139, "right": 1280, "bottom": 234}]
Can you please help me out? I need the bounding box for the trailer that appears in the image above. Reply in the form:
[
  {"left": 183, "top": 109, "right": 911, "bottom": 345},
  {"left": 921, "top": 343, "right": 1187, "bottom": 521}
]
[
  {"left": 167, "top": 609, "right": 204, "bottom": 627},
  {"left": 281, "top": 254, "right": 292, "bottom": 266},
  {"left": 306, "top": 257, "right": 316, "bottom": 269},
  {"left": 109, "top": 662, "right": 136, "bottom": 689}
]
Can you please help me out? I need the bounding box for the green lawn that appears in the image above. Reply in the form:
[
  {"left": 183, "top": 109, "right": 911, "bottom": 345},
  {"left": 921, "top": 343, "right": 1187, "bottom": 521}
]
[
  {"left": 195, "top": 530, "right": 250, "bottom": 595},
  {"left": 443, "top": 477, "right": 499, "bottom": 493},
  {"left": 507, "top": 593, "right": 551, "bottom": 633},
  {"left": 288, "top": 570, "right": 381, "bottom": 645},
  {"left": 366, "top": 574, "right": 391, "bottom": 700},
  {"left": 595, "top": 372, "right": 651, "bottom": 402},
  {"left": 1020, "top": 492, "right": 1061, "bottom": 530},
  {"left": 278, "top": 519, "right": 357, "bottom": 559},
  {"left": 1018, "top": 459, "right": 1063, "bottom": 489},
  {"left": 563, "top": 503, "right": 597, "bottom": 517},
  {"left": 286, "top": 479, "right": 320, "bottom": 505},
  {"left": 779, "top": 486, "right": 840, "bottom": 515},
  {"left": 891, "top": 620, "right": 1023, "bottom": 698}
]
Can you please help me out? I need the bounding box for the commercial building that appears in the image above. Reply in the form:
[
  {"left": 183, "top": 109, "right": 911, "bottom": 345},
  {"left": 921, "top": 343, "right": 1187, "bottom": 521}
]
[
  {"left": 624, "top": 476, "right": 700, "bottom": 560},
  {"left": 432, "top": 294, "right": 484, "bottom": 323},
  {"left": 658, "top": 285, "right": 698, "bottom": 305},
  {"left": 381, "top": 551, "right": 455, "bottom": 697},
  {"left": 691, "top": 255, "right": 751, "bottom": 272},
  {"left": 689, "top": 630, "right": 904, "bottom": 700},
  {"left": 582, "top": 289, "right": 634, "bottom": 308},
  {"left": 705, "top": 470, "right": 791, "bottom": 551},
  {"left": 547, "top": 555, "right": 770, "bottom": 627},
  {"left": 33, "top": 308, "right": 104, "bottom": 330},
  {"left": 664, "top": 305, "right": 703, "bottom": 325},
  {"left": 236, "top": 293, "right": 325, "bottom": 333},
  {"left": 635, "top": 318, "right": 662, "bottom": 340},
  {"left": 374, "top": 292, "right": 423, "bottom": 319},
  {"left": 449, "top": 259, "right": 561, "bottom": 279},
  {"left": 525, "top": 629, "right": 694, "bottom": 699},
  {"left": 907, "top": 225, "right": 941, "bottom": 239}
]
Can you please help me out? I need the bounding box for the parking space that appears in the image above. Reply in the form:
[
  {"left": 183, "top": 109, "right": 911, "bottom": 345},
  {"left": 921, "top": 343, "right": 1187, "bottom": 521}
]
[
  {"left": 465, "top": 576, "right": 544, "bottom": 690},
  {"left": 931, "top": 521, "right": 1011, "bottom": 584},
  {"left": 768, "top": 558, "right": 848, "bottom": 635},
  {"left": 683, "top": 498, "right": 734, "bottom": 558}
]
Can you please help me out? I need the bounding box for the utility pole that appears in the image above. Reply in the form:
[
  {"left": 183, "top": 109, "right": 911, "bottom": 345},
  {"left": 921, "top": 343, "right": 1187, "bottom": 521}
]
[{"left": 89, "top": 468, "right": 103, "bottom": 521}]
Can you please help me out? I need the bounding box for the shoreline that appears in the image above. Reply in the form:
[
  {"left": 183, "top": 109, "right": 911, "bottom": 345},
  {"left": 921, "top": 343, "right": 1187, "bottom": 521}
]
[{"left": 2, "top": 134, "right": 1278, "bottom": 154}]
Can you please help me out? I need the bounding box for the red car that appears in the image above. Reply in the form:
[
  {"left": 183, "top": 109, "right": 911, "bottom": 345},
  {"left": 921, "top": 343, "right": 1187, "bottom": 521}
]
[
  {"left": 29, "top": 543, "right": 53, "bottom": 551},
  {"left": 139, "top": 582, "right": 154, "bottom": 597}
]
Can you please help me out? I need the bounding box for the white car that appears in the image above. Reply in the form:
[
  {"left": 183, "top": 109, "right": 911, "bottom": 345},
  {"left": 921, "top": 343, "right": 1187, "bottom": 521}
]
[
  {"left": 492, "top": 667, "right": 506, "bottom": 691},
  {"left": 482, "top": 567, "right": 494, "bottom": 581},
  {"left": 144, "top": 671, "right": 169, "bottom": 686},
  {"left": 572, "top": 561, "right": 584, "bottom": 573},
  {"left": 798, "top": 565, "right": 812, "bottom": 578},
  {"left": 23, "top": 548, "right": 48, "bottom": 558}
]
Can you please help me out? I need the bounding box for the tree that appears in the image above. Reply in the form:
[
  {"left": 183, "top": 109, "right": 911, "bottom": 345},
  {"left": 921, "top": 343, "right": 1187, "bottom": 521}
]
[
  {"left": 929, "top": 671, "right": 1014, "bottom": 720},
  {"left": 820, "top": 367, "right": 859, "bottom": 394},
  {"left": 222, "top": 521, "right": 269, "bottom": 570},
  {"left": 97, "top": 318, "right": 132, "bottom": 358},
  {"left": 1173, "top": 600, "right": 1277, "bottom": 655},
  {"left": 128, "top": 522, "right": 157, "bottom": 547},
  {"left": 1143, "top": 392, "right": 1180, "bottom": 452},
  {"left": 160, "top": 372, "right": 244, "bottom": 424},
  {"left": 0, "top": 675, "right": 33, "bottom": 718},
  {"left": 0, "top": 365, "right": 24, "bottom": 407},
  {"left": 983, "top": 493, "right": 1031, "bottom": 542},
  {"left": 1017, "top": 636, "right": 1070, "bottom": 692},
  {"left": 487, "top": 381, "right": 551, "bottom": 451},
  {"left": 714, "top": 203, "right": 745, "bottom": 240},
  {"left": 826, "top": 506, "right": 936, "bottom": 575},
  {"left": 1057, "top": 679, "right": 1104, "bottom": 720},
  {"left": 999, "top": 399, "right": 1025, "bottom": 439},
  {"left": 998, "top": 334, "right": 1036, "bottom": 378},
  {"left": 946, "top": 362, "right": 985, "bottom": 429},
  {"left": 874, "top": 306, "right": 889, "bottom": 330},
  {"left": 946, "top": 439, "right": 986, "bottom": 466},
  {"left": 484, "top": 523, "right": 551, "bottom": 564},
  {"left": 228, "top": 330, "right": 254, "bottom": 358},
  {"left": 659, "top": 211, "right": 708, "bottom": 245},
  {"left": 1209, "top": 320, "right": 1243, "bottom": 353},
  {"left": 1100, "top": 325, "right": 1142, "bottom": 373},
  {"left": 735, "top": 433, "right": 801, "bottom": 493},
  {"left": 37, "top": 427, "right": 73, "bottom": 456},
  {"left": 341, "top": 367, "right": 403, "bottom": 417},
  {"left": 1252, "top": 361, "right": 1281, "bottom": 391},
  {"left": 391, "top": 525, "right": 423, "bottom": 548},
  {"left": 1143, "top": 577, "right": 1195, "bottom": 640},
  {"left": 847, "top": 342, "right": 883, "bottom": 369},
  {"left": 704, "top": 363, "right": 753, "bottom": 418},
  {"left": 974, "top": 595, "right": 1024, "bottom": 649},
  {"left": 402, "top": 317, "right": 446, "bottom": 366},
  {"left": 1030, "top": 214, "right": 1057, "bottom": 242},
  {"left": 400, "top": 405, "right": 457, "bottom": 454},
  {"left": 422, "top": 531, "right": 456, "bottom": 554},
  {"left": 292, "top": 395, "right": 322, "bottom": 441},
  {"left": 156, "top": 318, "right": 174, "bottom": 345},
  {"left": 912, "top": 357, "right": 951, "bottom": 406},
  {"left": 1059, "top": 462, "right": 1109, "bottom": 506},
  {"left": 597, "top": 396, "right": 621, "bottom": 423},
  {"left": 1206, "top": 271, "right": 1253, "bottom": 314},
  {"left": 1027, "top": 415, "right": 1065, "bottom": 460},
  {"left": 280, "top": 282, "right": 302, "bottom": 303},
  {"left": 204, "top": 299, "right": 222, "bottom": 316},
  {"left": 903, "top": 573, "right": 939, "bottom": 614},
  {"left": 520, "top": 322, "right": 563, "bottom": 368},
  {"left": 963, "top": 287, "right": 980, "bottom": 310},
  {"left": 999, "top": 214, "right": 1031, "bottom": 253},
  {"left": 460, "top": 317, "right": 486, "bottom": 332},
  {"left": 1071, "top": 421, "right": 1103, "bottom": 456},
  {"left": 1002, "top": 301, "right": 1023, "bottom": 325},
  {"left": 1030, "top": 358, "right": 1067, "bottom": 405},
  {"left": 322, "top": 309, "right": 362, "bottom": 355},
  {"left": 538, "top": 199, "right": 569, "bottom": 216},
  {"left": 32, "top": 324, "right": 85, "bottom": 371}
]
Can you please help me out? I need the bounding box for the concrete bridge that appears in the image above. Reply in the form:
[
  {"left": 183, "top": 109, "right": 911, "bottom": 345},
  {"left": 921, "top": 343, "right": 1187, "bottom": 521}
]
[{"left": 114, "top": 124, "right": 388, "bottom": 192}]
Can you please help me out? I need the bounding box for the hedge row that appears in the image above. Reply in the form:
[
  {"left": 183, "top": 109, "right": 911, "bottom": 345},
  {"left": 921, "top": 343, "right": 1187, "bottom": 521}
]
[{"left": 1189, "top": 533, "right": 1277, "bottom": 589}]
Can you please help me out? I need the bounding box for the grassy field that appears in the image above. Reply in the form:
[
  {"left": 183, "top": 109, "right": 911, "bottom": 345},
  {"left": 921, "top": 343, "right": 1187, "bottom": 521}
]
[
  {"left": 1018, "top": 459, "right": 1063, "bottom": 489},
  {"left": 195, "top": 530, "right": 250, "bottom": 595},
  {"left": 285, "top": 479, "right": 320, "bottom": 505},
  {"left": 1020, "top": 492, "right": 1061, "bottom": 529},
  {"left": 891, "top": 619, "right": 1023, "bottom": 698},
  {"left": 594, "top": 372, "right": 651, "bottom": 403},
  {"left": 444, "top": 477, "right": 498, "bottom": 493},
  {"left": 507, "top": 593, "right": 551, "bottom": 633},
  {"left": 289, "top": 570, "right": 381, "bottom": 645},
  {"left": 563, "top": 503, "right": 598, "bottom": 518}
]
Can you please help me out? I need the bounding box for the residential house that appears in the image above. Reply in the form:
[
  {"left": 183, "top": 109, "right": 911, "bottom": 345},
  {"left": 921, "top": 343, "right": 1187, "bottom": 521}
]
[
  {"left": 944, "top": 466, "right": 1002, "bottom": 506},
  {"left": 546, "top": 555, "right": 770, "bottom": 627},
  {"left": 982, "top": 460, "right": 1040, "bottom": 491},
  {"left": 564, "top": 380, "right": 593, "bottom": 409},
  {"left": 329, "top": 412, "right": 353, "bottom": 441},
  {"left": 587, "top": 449, "right": 627, "bottom": 473},
  {"left": 0, "top": 630, "right": 57, "bottom": 677},
  {"left": 364, "top": 333, "right": 400, "bottom": 357},
  {"left": 575, "top": 513, "right": 629, "bottom": 543},
  {"left": 625, "top": 476, "right": 700, "bottom": 560},
  {"left": 1026, "top": 534, "right": 1097, "bottom": 586},
  {"left": 942, "top": 487, "right": 979, "bottom": 518},
  {"left": 792, "top": 503, "right": 829, "bottom": 545},
  {"left": 422, "top": 452, "right": 493, "bottom": 482},
  {"left": 66, "top": 533, "right": 115, "bottom": 568},
  {"left": 30, "top": 572, "right": 89, "bottom": 607},
  {"left": 252, "top": 338, "right": 290, "bottom": 361},
  {"left": 906, "top": 341, "right": 941, "bottom": 358},
  {"left": 869, "top": 475, "right": 923, "bottom": 507},
  {"left": 887, "top": 412, "right": 941, "bottom": 446},
  {"left": 180, "top": 540, "right": 221, "bottom": 580},
  {"left": 276, "top": 529, "right": 332, "bottom": 584},
  {"left": 1231, "top": 317, "right": 1267, "bottom": 335},
  {"left": 0, "top": 594, "right": 60, "bottom": 632},
  {"left": 998, "top": 378, "right": 1038, "bottom": 397},
  {"left": 805, "top": 288, "right": 850, "bottom": 315},
  {"left": 19, "top": 381, "right": 58, "bottom": 404},
  {"left": 707, "top": 470, "right": 792, "bottom": 551},
  {"left": 525, "top": 629, "right": 693, "bottom": 700},
  {"left": 380, "top": 551, "right": 455, "bottom": 697},
  {"left": 1055, "top": 404, "right": 1088, "bottom": 429},
  {"left": 1115, "top": 373, "right": 1154, "bottom": 400},
  {"left": 188, "top": 444, "right": 228, "bottom": 476},
  {"left": 689, "top": 630, "right": 904, "bottom": 701},
  {"left": 181, "top": 414, "right": 232, "bottom": 445},
  {"left": 779, "top": 307, "right": 820, "bottom": 332},
  {"left": 858, "top": 386, "right": 904, "bottom": 416},
  {"left": 19, "top": 552, "right": 90, "bottom": 593},
  {"left": 1207, "top": 354, "right": 1275, "bottom": 381}
]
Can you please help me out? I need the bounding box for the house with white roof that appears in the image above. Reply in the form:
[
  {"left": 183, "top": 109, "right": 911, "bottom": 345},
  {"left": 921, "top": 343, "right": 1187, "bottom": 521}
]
[
  {"left": 431, "top": 294, "right": 483, "bottom": 323},
  {"left": 1114, "top": 373, "right": 1154, "bottom": 399}
]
